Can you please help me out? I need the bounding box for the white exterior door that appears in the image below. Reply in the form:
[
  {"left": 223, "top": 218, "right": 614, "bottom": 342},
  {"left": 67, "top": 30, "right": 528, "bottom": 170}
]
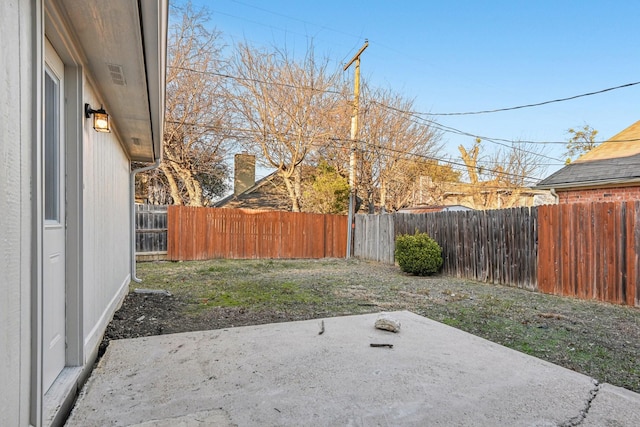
[{"left": 43, "top": 39, "right": 66, "bottom": 393}]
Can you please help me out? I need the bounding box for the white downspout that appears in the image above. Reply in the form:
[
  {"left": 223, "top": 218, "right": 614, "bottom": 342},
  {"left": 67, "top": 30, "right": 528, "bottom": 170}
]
[
  {"left": 130, "top": 149, "right": 162, "bottom": 283},
  {"left": 550, "top": 188, "right": 559, "bottom": 204}
]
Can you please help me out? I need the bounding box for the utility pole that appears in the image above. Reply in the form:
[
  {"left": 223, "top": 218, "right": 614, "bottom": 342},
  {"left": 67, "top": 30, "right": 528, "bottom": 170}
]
[{"left": 343, "top": 40, "right": 368, "bottom": 259}]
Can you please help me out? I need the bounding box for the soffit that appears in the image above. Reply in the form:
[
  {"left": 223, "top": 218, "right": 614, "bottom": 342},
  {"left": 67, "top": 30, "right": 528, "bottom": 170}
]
[{"left": 56, "top": 0, "right": 166, "bottom": 162}]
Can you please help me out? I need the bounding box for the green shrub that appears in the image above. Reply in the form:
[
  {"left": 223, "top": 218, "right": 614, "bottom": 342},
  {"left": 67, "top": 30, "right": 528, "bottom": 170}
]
[{"left": 395, "top": 232, "right": 443, "bottom": 276}]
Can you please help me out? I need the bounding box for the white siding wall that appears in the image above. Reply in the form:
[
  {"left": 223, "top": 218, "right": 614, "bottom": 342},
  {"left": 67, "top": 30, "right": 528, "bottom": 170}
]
[
  {"left": 1, "top": 1, "right": 157, "bottom": 424},
  {"left": 82, "top": 85, "right": 132, "bottom": 359},
  {"left": 0, "top": 1, "right": 33, "bottom": 425}
]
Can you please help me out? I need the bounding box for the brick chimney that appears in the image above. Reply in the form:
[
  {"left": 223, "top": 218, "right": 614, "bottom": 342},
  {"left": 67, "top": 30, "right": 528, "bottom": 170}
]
[{"left": 234, "top": 153, "right": 255, "bottom": 196}]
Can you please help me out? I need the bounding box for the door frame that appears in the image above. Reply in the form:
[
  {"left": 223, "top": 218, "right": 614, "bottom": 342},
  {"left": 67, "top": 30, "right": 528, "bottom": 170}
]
[{"left": 32, "top": 4, "right": 85, "bottom": 424}]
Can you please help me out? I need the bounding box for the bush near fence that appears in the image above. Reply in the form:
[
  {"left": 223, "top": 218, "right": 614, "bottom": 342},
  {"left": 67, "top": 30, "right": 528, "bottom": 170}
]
[{"left": 354, "top": 201, "right": 640, "bottom": 307}]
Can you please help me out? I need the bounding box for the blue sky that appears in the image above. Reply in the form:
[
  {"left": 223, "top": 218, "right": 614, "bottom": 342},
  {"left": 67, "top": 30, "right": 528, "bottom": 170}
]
[{"left": 186, "top": 0, "right": 640, "bottom": 180}]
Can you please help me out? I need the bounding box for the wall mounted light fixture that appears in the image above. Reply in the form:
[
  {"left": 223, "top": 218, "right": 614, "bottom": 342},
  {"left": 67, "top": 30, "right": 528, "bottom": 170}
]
[{"left": 85, "top": 103, "right": 110, "bottom": 133}]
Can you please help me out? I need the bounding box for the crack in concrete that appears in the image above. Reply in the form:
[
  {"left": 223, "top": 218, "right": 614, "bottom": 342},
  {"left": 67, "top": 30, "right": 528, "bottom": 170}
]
[{"left": 559, "top": 379, "right": 600, "bottom": 426}]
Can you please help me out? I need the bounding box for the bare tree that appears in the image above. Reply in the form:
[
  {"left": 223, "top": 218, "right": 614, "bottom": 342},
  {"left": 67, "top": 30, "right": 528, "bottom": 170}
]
[
  {"left": 386, "top": 159, "right": 461, "bottom": 208},
  {"left": 147, "top": 3, "right": 231, "bottom": 206},
  {"left": 458, "top": 138, "right": 485, "bottom": 208},
  {"left": 307, "top": 80, "right": 352, "bottom": 178},
  {"left": 358, "top": 87, "right": 443, "bottom": 212},
  {"left": 459, "top": 139, "right": 547, "bottom": 209},
  {"left": 229, "top": 42, "right": 342, "bottom": 212},
  {"left": 488, "top": 141, "right": 547, "bottom": 207}
]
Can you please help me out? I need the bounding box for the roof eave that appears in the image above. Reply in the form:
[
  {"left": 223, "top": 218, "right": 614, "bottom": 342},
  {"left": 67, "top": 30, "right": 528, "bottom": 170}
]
[
  {"left": 55, "top": 0, "right": 168, "bottom": 163},
  {"left": 535, "top": 177, "right": 640, "bottom": 191},
  {"left": 140, "top": 0, "right": 169, "bottom": 161}
]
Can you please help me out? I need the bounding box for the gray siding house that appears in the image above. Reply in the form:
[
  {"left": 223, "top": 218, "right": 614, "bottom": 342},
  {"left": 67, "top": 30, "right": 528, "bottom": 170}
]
[{"left": 0, "top": 1, "right": 167, "bottom": 425}]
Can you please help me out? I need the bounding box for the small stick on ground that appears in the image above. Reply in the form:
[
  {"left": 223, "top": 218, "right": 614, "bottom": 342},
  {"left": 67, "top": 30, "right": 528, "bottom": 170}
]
[
  {"left": 538, "top": 312, "right": 569, "bottom": 320},
  {"left": 370, "top": 343, "right": 393, "bottom": 348},
  {"left": 318, "top": 320, "right": 325, "bottom": 335}
]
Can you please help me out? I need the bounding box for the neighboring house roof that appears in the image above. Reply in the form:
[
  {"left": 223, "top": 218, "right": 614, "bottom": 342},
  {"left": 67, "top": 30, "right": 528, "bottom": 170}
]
[
  {"left": 536, "top": 120, "right": 640, "bottom": 190},
  {"left": 397, "top": 205, "right": 473, "bottom": 214},
  {"left": 214, "top": 172, "right": 291, "bottom": 211}
]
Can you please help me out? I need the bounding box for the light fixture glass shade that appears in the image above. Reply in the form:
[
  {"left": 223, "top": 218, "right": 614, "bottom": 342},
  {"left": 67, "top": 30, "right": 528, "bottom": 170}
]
[
  {"left": 85, "top": 103, "right": 111, "bottom": 133},
  {"left": 93, "top": 111, "right": 110, "bottom": 132}
]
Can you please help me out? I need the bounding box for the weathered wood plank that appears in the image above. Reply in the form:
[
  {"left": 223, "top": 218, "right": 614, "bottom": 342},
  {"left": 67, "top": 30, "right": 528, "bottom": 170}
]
[
  {"left": 135, "top": 204, "right": 168, "bottom": 253},
  {"left": 166, "top": 206, "right": 347, "bottom": 261}
]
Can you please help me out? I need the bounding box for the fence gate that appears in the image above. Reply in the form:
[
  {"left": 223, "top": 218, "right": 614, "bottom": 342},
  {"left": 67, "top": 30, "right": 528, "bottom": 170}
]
[
  {"left": 135, "top": 204, "right": 168, "bottom": 260},
  {"left": 354, "top": 213, "right": 395, "bottom": 264}
]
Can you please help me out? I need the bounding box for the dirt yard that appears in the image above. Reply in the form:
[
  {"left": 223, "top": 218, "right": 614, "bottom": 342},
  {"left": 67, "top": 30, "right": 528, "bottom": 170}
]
[{"left": 103, "top": 258, "right": 640, "bottom": 393}]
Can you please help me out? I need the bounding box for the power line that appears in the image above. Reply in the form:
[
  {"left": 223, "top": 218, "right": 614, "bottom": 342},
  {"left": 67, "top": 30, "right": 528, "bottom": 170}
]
[
  {"left": 373, "top": 103, "right": 565, "bottom": 163},
  {"left": 167, "top": 112, "right": 564, "bottom": 182},
  {"left": 423, "top": 81, "right": 640, "bottom": 116},
  {"left": 171, "top": 119, "right": 549, "bottom": 175},
  {"left": 167, "top": 120, "right": 547, "bottom": 183},
  {"left": 222, "top": 1, "right": 379, "bottom": 69},
  {"left": 506, "top": 137, "right": 640, "bottom": 145},
  {"left": 371, "top": 105, "right": 640, "bottom": 145},
  {"left": 172, "top": 63, "right": 640, "bottom": 119},
  {"left": 227, "top": 0, "right": 360, "bottom": 44},
  {"left": 168, "top": 121, "right": 640, "bottom": 188},
  {"left": 170, "top": 65, "right": 640, "bottom": 147},
  {"left": 356, "top": 139, "right": 542, "bottom": 184},
  {"left": 169, "top": 65, "right": 345, "bottom": 95},
  {"left": 210, "top": 3, "right": 366, "bottom": 65}
]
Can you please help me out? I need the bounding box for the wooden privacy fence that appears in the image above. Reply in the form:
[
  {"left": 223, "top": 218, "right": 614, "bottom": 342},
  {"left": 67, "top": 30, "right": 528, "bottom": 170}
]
[
  {"left": 400, "top": 208, "right": 538, "bottom": 290},
  {"left": 135, "top": 204, "right": 168, "bottom": 254},
  {"left": 167, "top": 206, "right": 347, "bottom": 260},
  {"left": 357, "top": 208, "right": 537, "bottom": 290},
  {"left": 354, "top": 202, "right": 640, "bottom": 306},
  {"left": 538, "top": 201, "right": 639, "bottom": 306}
]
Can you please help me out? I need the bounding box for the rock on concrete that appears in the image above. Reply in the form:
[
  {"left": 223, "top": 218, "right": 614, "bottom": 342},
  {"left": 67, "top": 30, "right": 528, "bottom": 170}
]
[{"left": 374, "top": 313, "right": 401, "bottom": 333}]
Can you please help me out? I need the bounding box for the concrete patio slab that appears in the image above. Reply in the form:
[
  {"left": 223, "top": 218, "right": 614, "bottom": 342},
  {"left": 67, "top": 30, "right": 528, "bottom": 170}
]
[
  {"left": 66, "top": 311, "right": 640, "bottom": 426},
  {"left": 582, "top": 384, "right": 640, "bottom": 426}
]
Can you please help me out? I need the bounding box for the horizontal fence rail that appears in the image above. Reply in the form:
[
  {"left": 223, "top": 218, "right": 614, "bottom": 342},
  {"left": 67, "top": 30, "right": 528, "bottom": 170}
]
[
  {"left": 135, "top": 204, "right": 168, "bottom": 253},
  {"left": 167, "top": 206, "right": 347, "bottom": 261}
]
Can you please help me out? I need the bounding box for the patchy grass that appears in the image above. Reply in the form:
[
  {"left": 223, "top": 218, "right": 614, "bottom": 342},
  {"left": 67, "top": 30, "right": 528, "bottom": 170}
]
[
  {"left": 133, "top": 258, "right": 640, "bottom": 393},
  {"left": 196, "top": 281, "right": 323, "bottom": 309}
]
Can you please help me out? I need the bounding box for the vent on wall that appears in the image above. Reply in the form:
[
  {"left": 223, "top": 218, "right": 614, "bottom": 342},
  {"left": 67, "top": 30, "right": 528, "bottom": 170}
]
[{"left": 107, "top": 63, "right": 126, "bottom": 86}]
